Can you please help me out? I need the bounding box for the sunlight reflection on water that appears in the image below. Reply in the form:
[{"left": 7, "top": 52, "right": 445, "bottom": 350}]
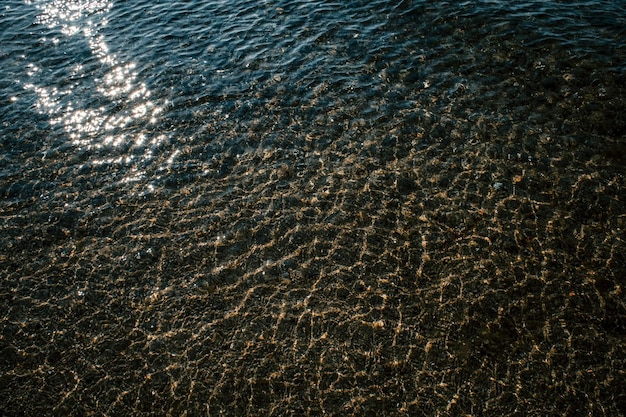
[{"left": 24, "top": 0, "right": 165, "bottom": 172}]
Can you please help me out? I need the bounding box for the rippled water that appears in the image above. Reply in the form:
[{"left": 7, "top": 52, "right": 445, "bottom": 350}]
[{"left": 1, "top": 0, "right": 625, "bottom": 415}]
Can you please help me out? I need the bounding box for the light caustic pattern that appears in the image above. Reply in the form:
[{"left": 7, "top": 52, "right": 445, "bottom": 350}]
[{"left": 3, "top": 111, "right": 625, "bottom": 415}]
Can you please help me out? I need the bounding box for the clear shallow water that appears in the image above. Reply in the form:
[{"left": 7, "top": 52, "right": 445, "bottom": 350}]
[{"left": 1, "top": 0, "right": 625, "bottom": 415}]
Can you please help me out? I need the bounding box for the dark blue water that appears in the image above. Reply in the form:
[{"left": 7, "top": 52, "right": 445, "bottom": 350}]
[{"left": 1, "top": 1, "right": 625, "bottom": 415}]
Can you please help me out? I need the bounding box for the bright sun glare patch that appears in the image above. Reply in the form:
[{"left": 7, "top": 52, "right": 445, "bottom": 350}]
[{"left": 24, "top": 0, "right": 163, "bottom": 159}]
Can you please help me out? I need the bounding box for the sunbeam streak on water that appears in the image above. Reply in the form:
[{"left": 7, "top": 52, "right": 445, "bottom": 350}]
[{"left": 23, "top": 0, "right": 166, "bottom": 180}]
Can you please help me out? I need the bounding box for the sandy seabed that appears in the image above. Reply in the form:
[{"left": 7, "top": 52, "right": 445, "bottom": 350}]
[{"left": 2, "top": 111, "right": 625, "bottom": 416}]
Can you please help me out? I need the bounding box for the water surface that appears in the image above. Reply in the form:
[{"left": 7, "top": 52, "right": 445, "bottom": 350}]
[{"left": 1, "top": 0, "right": 625, "bottom": 415}]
